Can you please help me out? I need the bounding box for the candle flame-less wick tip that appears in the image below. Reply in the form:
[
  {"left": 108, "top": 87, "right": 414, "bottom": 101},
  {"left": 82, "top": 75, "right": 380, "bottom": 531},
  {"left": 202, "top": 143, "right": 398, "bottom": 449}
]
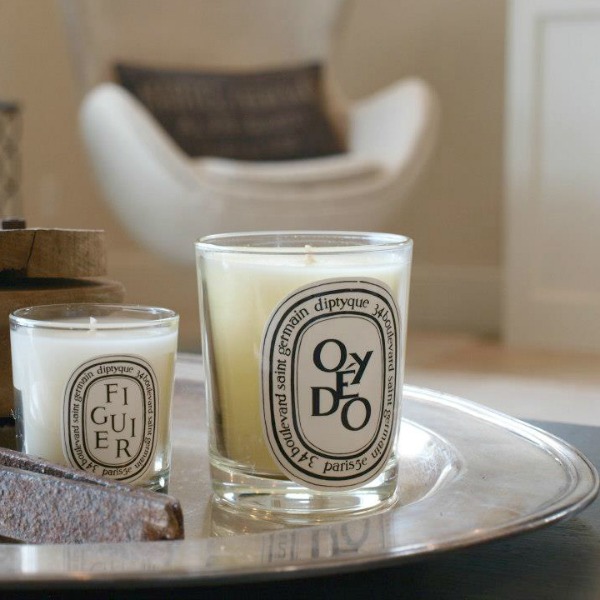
[{"left": 304, "top": 245, "right": 316, "bottom": 265}]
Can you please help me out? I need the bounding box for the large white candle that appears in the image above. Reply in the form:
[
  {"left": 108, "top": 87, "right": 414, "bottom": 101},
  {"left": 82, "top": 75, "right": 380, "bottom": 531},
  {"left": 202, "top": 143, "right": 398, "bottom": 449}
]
[
  {"left": 10, "top": 304, "right": 178, "bottom": 490},
  {"left": 197, "top": 232, "right": 412, "bottom": 514}
]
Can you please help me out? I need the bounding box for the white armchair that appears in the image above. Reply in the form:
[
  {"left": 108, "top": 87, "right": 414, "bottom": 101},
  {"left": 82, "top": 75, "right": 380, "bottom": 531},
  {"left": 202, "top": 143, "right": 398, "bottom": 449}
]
[{"left": 65, "top": 0, "right": 440, "bottom": 266}]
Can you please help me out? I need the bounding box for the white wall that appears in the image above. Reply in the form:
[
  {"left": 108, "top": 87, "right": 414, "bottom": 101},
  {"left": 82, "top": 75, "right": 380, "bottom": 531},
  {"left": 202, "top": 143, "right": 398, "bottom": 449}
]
[
  {"left": 0, "top": 0, "right": 506, "bottom": 349},
  {"left": 337, "top": 0, "right": 506, "bottom": 334}
]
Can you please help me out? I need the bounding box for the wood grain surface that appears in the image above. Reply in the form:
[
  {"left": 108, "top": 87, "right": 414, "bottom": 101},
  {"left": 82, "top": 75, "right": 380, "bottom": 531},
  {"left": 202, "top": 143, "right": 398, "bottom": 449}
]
[{"left": 0, "top": 229, "right": 106, "bottom": 278}]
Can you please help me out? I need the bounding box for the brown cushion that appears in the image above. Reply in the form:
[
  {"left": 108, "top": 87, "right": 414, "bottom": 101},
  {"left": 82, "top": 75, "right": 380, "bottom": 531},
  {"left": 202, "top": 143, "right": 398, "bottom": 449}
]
[{"left": 115, "top": 63, "right": 346, "bottom": 161}]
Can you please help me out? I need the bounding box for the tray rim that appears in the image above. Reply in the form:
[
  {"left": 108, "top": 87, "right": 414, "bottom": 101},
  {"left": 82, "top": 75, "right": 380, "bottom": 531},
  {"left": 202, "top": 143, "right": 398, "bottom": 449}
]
[{"left": 0, "top": 378, "right": 597, "bottom": 589}]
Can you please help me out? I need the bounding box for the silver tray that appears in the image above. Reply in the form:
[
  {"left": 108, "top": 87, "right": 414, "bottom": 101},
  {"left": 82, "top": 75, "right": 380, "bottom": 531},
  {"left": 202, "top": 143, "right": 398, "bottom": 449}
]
[{"left": 0, "top": 355, "right": 597, "bottom": 588}]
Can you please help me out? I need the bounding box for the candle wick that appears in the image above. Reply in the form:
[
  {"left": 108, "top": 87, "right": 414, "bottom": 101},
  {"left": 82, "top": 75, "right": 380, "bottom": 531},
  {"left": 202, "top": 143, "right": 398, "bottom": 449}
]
[{"left": 304, "top": 244, "right": 316, "bottom": 265}]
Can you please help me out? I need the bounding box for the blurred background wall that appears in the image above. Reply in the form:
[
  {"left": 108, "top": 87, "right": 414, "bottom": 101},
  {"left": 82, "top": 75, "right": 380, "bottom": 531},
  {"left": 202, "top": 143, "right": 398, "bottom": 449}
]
[{"left": 0, "top": 0, "right": 505, "bottom": 350}]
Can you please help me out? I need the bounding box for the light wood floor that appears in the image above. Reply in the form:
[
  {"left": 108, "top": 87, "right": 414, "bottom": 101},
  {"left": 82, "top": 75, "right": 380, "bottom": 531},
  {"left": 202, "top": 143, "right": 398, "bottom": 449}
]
[{"left": 405, "top": 330, "right": 600, "bottom": 426}]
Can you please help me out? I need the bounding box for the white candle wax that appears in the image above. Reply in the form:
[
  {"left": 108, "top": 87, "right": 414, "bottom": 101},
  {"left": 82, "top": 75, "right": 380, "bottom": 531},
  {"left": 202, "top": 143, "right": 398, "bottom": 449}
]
[
  {"left": 10, "top": 306, "right": 178, "bottom": 489},
  {"left": 199, "top": 246, "right": 411, "bottom": 475}
]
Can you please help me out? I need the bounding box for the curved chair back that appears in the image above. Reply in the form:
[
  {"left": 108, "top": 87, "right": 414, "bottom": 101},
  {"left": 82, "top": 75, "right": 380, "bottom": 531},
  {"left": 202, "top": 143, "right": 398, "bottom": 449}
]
[{"left": 64, "top": 1, "right": 439, "bottom": 267}]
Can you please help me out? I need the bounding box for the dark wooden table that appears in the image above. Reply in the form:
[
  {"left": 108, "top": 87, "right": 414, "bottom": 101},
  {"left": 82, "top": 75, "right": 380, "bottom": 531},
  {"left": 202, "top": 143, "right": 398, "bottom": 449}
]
[{"left": 5, "top": 420, "right": 599, "bottom": 600}]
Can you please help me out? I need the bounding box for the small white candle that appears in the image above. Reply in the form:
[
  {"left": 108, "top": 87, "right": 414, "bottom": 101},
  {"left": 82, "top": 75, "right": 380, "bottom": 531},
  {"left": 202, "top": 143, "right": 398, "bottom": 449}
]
[
  {"left": 197, "top": 232, "right": 412, "bottom": 514},
  {"left": 10, "top": 304, "right": 178, "bottom": 490}
]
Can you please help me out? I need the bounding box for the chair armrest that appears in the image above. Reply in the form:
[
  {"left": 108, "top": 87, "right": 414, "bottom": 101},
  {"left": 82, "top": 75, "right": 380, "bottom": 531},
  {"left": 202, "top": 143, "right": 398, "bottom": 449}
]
[{"left": 348, "top": 78, "right": 440, "bottom": 172}]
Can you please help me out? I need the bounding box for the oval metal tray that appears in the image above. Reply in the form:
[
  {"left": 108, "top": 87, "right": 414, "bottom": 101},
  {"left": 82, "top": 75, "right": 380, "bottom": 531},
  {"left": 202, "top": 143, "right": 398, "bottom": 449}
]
[{"left": 0, "top": 355, "right": 597, "bottom": 588}]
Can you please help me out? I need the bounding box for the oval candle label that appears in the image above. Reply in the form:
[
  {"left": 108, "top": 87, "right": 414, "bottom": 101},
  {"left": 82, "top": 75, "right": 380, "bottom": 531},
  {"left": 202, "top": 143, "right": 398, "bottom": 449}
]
[
  {"left": 260, "top": 278, "right": 400, "bottom": 490},
  {"left": 62, "top": 355, "right": 158, "bottom": 483}
]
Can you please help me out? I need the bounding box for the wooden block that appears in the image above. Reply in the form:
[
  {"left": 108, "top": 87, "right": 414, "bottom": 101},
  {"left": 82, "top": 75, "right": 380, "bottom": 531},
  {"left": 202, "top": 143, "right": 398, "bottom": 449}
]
[
  {"left": 0, "top": 278, "right": 126, "bottom": 418},
  {"left": 0, "top": 229, "right": 106, "bottom": 278}
]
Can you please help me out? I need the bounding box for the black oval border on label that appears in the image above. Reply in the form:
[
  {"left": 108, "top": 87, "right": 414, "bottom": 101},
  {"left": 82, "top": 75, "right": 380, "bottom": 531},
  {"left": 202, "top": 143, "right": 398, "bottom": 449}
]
[
  {"left": 63, "top": 355, "right": 158, "bottom": 482},
  {"left": 261, "top": 279, "right": 400, "bottom": 490}
]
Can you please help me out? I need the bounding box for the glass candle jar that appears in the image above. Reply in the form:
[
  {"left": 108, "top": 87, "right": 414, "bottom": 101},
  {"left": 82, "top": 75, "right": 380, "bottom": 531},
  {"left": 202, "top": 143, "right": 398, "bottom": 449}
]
[
  {"left": 196, "top": 231, "right": 412, "bottom": 520},
  {"left": 9, "top": 304, "right": 178, "bottom": 491}
]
